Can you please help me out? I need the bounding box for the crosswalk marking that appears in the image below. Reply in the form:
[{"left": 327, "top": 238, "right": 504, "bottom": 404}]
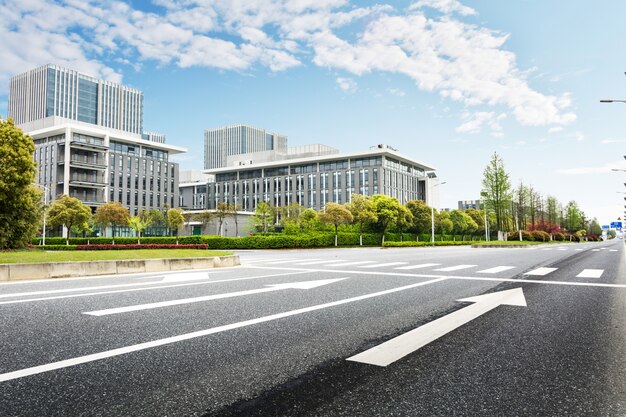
[
  {"left": 434, "top": 265, "right": 477, "bottom": 272},
  {"left": 323, "top": 261, "right": 377, "bottom": 267},
  {"left": 524, "top": 267, "right": 557, "bottom": 276},
  {"left": 592, "top": 249, "right": 600, "bottom": 252},
  {"left": 577, "top": 269, "right": 603, "bottom": 279},
  {"left": 477, "top": 266, "right": 516, "bottom": 274},
  {"left": 575, "top": 249, "right": 583, "bottom": 251},
  {"left": 394, "top": 263, "right": 441, "bottom": 270},
  {"left": 610, "top": 249, "right": 618, "bottom": 252},
  {"left": 295, "top": 260, "right": 345, "bottom": 265},
  {"left": 359, "top": 262, "right": 409, "bottom": 269}
]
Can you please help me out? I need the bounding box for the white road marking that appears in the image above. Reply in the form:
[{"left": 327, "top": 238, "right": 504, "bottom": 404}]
[
  {"left": 0, "top": 271, "right": 313, "bottom": 306},
  {"left": 610, "top": 250, "right": 618, "bottom": 252},
  {"left": 575, "top": 249, "right": 583, "bottom": 251},
  {"left": 323, "top": 261, "right": 377, "bottom": 267},
  {"left": 394, "top": 263, "right": 441, "bottom": 270},
  {"left": 434, "top": 265, "right": 477, "bottom": 272},
  {"left": 557, "top": 248, "right": 568, "bottom": 251},
  {"left": 294, "top": 260, "right": 345, "bottom": 266},
  {"left": 243, "top": 265, "right": 626, "bottom": 288},
  {"left": 524, "top": 267, "right": 557, "bottom": 276},
  {"left": 161, "top": 272, "right": 212, "bottom": 283},
  {"left": 600, "top": 248, "right": 607, "bottom": 250},
  {"left": 264, "top": 259, "right": 320, "bottom": 264},
  {"left": 84, "top": 278, "right": 346, "bottom": 316},
  {"left": 542, "top": 248, "right": 553, "bottom": 251},
  {"left": 477, "top": 266, "right": 516, "bottom": 274},
  {"left": 576, "top": 269, "right": 604, "bottom": 279},
  {"left": 0, "top": 277, "right": 448, "bottom": 383},
  {"left": 347, "top": 288, "right": 527, "bottom": 367},
  {"left": 359, "top": 262, "right": 409, "bottom": 269}
]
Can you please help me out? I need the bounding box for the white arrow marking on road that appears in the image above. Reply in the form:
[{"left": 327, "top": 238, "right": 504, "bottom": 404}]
[
  {"left": 84, "top": 278, "right": 347, "bottom": 316},
  {"left": 347, "top": 288, "right": 527, "bottom": 367}
]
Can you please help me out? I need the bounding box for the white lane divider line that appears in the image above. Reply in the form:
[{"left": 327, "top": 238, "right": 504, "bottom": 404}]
[
  {"left": 476, "top": 266, "right": 516, "bottom": 274},
  {"left": 542, "top": 248, "right": 553, "bottom": 251},
  {"left": 524, "top": 267, "right": 557, "bottom": 276},
  {"left": 359, "top": 262, "right": 409, "bottom": 269},
  {"left": 434, "top": 265, "right": 477, "bottom": 272},
  {"left": 294, "top": 260, "right": 345, "bottom": 266},
  {"left": 592, "top": 249, "right": 600, "bottom": 252},
  {"left": 610, "top": 249, "right": 618, "bottom": 252},
  {"left": 0, "top": 277, "right": 449, "bottom": 383},
  {"left": 395, "top": 263, "right": 441, "bottom": 270},
  {"left": 264, "top": 259, "right": 321, "bottom": 265},
  {"left": 575, "top": 249, "right": 583, "bottom": 251},
  {"left": 84, "top": 278, "right": 347, "bottom": 316},
  {"left": 324, "top": 261, "right": 377, "bottom": 267},
  {"left": 576, "top": 269, "right": 604, "bottom": 279}
]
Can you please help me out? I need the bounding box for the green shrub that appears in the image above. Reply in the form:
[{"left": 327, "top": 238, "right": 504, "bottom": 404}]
[
  {"left": 552, "top": 232, "right": 565, "bottom": 241},
  {"left": 383, "top": 241, "right": 472, "bottom": 247},
  {"left": 531, "top": 230, "right": 550, "bottom": 242}
]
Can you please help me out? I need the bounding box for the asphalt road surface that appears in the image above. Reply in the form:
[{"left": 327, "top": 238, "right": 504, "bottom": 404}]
[{"left": 1, "top": 240, "right": 625, "bottom": 416}]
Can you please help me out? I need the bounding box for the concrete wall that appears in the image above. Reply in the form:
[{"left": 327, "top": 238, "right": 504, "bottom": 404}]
[{"left": 0, "top": 256, "right": 239, "bottom": 282}]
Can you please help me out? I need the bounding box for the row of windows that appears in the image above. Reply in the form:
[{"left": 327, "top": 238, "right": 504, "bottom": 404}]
[{"left": 110, "top": 141, "right": 168, "bottom": 161}]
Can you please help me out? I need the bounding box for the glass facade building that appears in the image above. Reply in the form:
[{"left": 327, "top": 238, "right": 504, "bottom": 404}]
[
  {"left": 204, "top": 124, "right": 288, "bottom": 169},
  {"left": 9, "top": 64, "right": 144, "bottom": 134}
]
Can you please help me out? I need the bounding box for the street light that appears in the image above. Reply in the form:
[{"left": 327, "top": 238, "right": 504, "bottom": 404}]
[
  {"left": 33, "top": 184, "right": 49, "bottom": 245},
  {"left": 600, "top": 99, "right": 626, "bottom": 104},
  {"left": 430, "top": 182, "right": 447, "bottom": 245}
]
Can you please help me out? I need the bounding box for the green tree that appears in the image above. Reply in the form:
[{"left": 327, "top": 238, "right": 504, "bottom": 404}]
[
  {"left": 481, "top": 152, "right": 512, "bottom": 237},
  {"left": 465, "top": 209, "right": 485, "bottom": 236},
  {"left": 300, "top": 208, "right": 318, "bottom": 232},
  {"left": 94, "top": 202, "right": 130, "bottom": 244},
  {"left": 346, "top": 194, "right": 377, "bottom": 245},
  {"left": 214, "top": 202, "right": 231, "bottom": 236},
  {"left": 588, "top": 218, "right": 602, "bottom": 236},
  {"left": 395, "top": 204, "right": 414, "bottom": 241},
  {"left": 128, "top": 210, "right": 153, "bottom": 243},
  {"left": 193, "top": 210, "right": 213, "bottom": 234},
  {"left": 406, "top": 200, "right": 432, "bottom": 236},
  {"left": 0, "top": 119, "right": 42, "bottom": 249},
  {"left": 319, "top": 203, "right": 353, "bottom": 246},
  {"left": 564, "top": 201, "right": 581, "bottom": 233},
  {"left": 437, "top": 210, "right": 454, "bottom": 235},
  {"left": 47, "top": 195, "right": 92, "bottom": 245},
  {"left": 450, "top": 210, "right": 477, "bottom": 239},
  {"left": 167, "top": 208, "right": 185, "bottom": 243},
  {"left": 372, "top": 194, "right": 401, "bottom": 245},
  {"left": 253, "top": 202, "right": 273, "bottom": 233}
]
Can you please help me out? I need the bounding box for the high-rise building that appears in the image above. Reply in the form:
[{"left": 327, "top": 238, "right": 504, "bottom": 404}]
[
  {"left": 7, "top": 65, "right": 186, "bottom": 232},
  {"left": 9, "top": 64, "right": 144, "bottom": 134},
  {"left": 204, "top": 124, "right": 287, "bottom": 169}
]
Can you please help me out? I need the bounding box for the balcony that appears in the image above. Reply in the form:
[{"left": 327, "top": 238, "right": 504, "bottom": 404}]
[
  {"left": 68, "top": 174, "right": 107, "bottom": 188},
  {"left": 69, "top": 140, "right": 109, "bottom": 152},
  {"left": 59, "top": 156, "right": 107, "bottom": 170}
]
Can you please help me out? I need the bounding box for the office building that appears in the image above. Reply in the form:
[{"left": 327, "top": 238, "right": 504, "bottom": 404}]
[
  {"left": 9, "top": 64, "right": 144, "bottom": 134},
  {"left": 8, "top": 64, "right": 186, "bottom": 217},
  {"left": 204, "top": 124, "right": 287, "bottom": 169},
  {"left": 192, "top": 144, "right": 437, "bottom": 213},
  {"left": 458, "top": 200, "right": 482, "bottom": 210}
]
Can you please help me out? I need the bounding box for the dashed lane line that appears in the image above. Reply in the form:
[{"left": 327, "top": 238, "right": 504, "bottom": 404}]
[
  {"left": 323, "top": 261, "right": 377, "bottom": 267},
  {"left": 477, "top": 266, "right": 516, "bottom": 274},
  {"left": 359, "top": 262, "right": 409, "bottom": 269},
  {"left": 435, "top": 265, "right": 477, "bottom": 272},
  {"left": 524, "top": 267, "right": 558, "bottom": 276},
  {"left": 577, "top": 269, "right": 604, "bottom": 279},
  {"left": 395, "top": 263, "right": 441, "bottom": 270}
]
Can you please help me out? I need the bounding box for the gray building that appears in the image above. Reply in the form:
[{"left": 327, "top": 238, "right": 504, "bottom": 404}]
[
  {"left": 458, "top": 200, "right": 483, "bottom": 210},
  {"left": 204, "top": 124, "right": 287, "bottom": 169},
  {"left": 186, "top": 144, "right": 437, "bottom": 213},
  {"left": 9, "top": 64, "right": 144, "bottom": 135},
  {"left": 9, "top": 65, "right": 186, "bottom": 218}
]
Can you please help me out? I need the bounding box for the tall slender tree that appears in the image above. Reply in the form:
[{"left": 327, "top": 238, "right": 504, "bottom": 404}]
[{"left": 481, "top": 152, "right": 512, "bottom": 236}]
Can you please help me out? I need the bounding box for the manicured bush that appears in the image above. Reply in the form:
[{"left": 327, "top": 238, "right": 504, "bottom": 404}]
[
  {"left": 383, "top": 241, "right": 473, "bottom": 247},
  {"left": 531, "top": 230, "right": 550, "bottom": 242},
  {"left": 552, "top": 232, "right": 565, "bottom": 241}
]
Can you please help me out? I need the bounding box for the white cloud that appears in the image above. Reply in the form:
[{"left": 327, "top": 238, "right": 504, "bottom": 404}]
[
  {"left": 456, "top": 111, "right": 506, "bottom": 136},
  {"left": 0, "top": 0, "right": 577, "bottom": 132},
  {"left": 556, "top": 162, "right": 626, "bottom": 175},
  {"left": 336, "top": 77, "right": 357, "bottom": 93},
  {"left": 409, "top": 0, "right": 476, "bottom": 16},
  {"left": 387, "top": 88, "right": 406, "bottom": 96},
  {"left": 548, "top": 126, "right": 563, "bottom": 133},
  {"left": 601, "top": 138, "right": 626, "bottom": 144}
]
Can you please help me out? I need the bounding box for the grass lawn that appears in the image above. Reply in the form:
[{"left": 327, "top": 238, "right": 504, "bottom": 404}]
[{"left": 0, "top": 249, "right": 233, "bottom": 264}]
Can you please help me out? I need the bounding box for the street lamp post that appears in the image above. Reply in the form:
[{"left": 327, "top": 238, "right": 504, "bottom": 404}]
[
  {"left": 33, "top": 184, "right": 49, "bottom": 245},
  {"left": 430, "top": 182, "right": 446, "bottom": 245}
]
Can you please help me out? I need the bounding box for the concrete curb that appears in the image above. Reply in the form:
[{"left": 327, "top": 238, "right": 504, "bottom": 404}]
[{"left": 0, "top": 256, "right": 240, "bottom": 282}]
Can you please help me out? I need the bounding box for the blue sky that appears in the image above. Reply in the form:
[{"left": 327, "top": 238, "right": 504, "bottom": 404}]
[{"left": 1, "top": 0, "right": 626, "bottom": 225}]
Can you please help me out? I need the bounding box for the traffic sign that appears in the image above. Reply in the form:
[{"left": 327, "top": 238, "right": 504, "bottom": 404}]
[
  {"left": 610, "top": 221, "right": 623, "bottom": 229},
  {"left": 602, "top": 225, "right": 610, "bottom": 230}
]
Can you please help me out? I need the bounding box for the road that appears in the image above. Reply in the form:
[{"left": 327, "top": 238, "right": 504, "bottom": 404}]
[{"left": 1, "top": 240, "right": 625, "bottom": 416}]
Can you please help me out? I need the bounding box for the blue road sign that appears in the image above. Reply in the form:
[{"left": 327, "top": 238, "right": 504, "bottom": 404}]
[
  {"left": 602, "top": 225, "right": 610, "bottom": 230},
  {"left": 610, "top": 221, "right": 623, "bottom": 229}
]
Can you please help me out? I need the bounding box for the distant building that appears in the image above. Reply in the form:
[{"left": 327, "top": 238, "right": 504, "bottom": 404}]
[
  {"left": 204, "top": 124, "right": 287, "bottom": 169},
  {"left": 8, "top": 64, "right": 186, "bottom": 219},
  {"left": 458, "top": 200, "right": 482, "bottom": 210},
  {"left": 197, "top": 144, "right": 437, "bottom": 212}
]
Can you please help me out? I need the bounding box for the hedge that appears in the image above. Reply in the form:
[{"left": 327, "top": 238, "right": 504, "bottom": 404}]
[
  {"left": 76, "top": 244, "right": 209, "bottom": 250},
  {"left": 383, "top": 241, "right": 473, "bottom": 247}
]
